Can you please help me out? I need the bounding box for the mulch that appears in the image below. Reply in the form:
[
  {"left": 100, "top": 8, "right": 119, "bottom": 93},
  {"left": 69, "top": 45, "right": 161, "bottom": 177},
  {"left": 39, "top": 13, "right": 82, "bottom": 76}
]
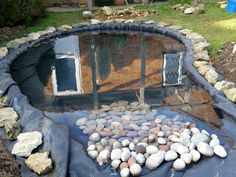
[
  {"left": 214, "top": 42, "right": 236, "bottom": 83},
  {"left": 0, "top": 139, "right": 21, "bottom": 177}
]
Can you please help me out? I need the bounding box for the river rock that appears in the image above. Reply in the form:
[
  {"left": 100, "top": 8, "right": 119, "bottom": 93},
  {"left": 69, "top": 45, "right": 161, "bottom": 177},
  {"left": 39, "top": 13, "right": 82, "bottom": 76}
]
[
  {"left": 76, "top": 118, "right": 88, "bottom": 126},
  {"left": 214, "top": 145, "right": 227, "bottom": 158},
  {"left": 130, "top": 163, "right": 142, "bottom": 176},
  {"left": 111, "top": 149, "right": 122, "bottom": 160},
  {"left": 0, "top": 47, "right": 8, "bottom": 59},
  {"left": 205, "top": 69, "right": 219, "bottom": 84},
  {"left": 191, "top": 133, "right": 209, "bottom": 145},
  {"left": 83, "top": 11, "right": 93, "bottom": 19},
  {"left": 88, "top": 150, "right": 98, "bottom": 159},
  {"left": 113, "top": 142, "right": 122, "bottom": 149},
  {"left": 209, "top": 138, "right": 220, "bottom": 148},
  {"left": 97, "top": 149, "right": 110, "bottom": 166},
  {"left": 184, "top": 7, "right": 195, "bottom": 14},
  {"left": 28, "top": 32, "right": 40, "bottom": 40},
  {"left": 197, "top": 142, "right": 214, "bottom": 157},
  {"left": 120, "top": 162, "right": 128, "bottom": 169},
  {"left": 180, "top": 152, "right": 192, "bottom": 164},
  {"left": 158, "top": 137, "right": 167, "bottom": 145},
  {"left": 25, "top": 152, "right": 52, "bottom": 175},
  {"left": 190, "top": 149, "right": 201, "bottom": 162},
  {"left": 89, "top": 132, "right": 101, "bottom": 142},
  {"left": 224, "top": 88, "right": 236, "bottom": 102},
  {"left": 135, "top": 153, "right": 145, "bottom": 164},
  {"left": 177, "top": 145, "right": 189, "bottom": 154},
  {"left": 112, "top": 159, "right": 121, "bottom": 169},
  {"left": 173, "top": 158, "right": 186, "bottom": 171},
  {"left": 120, "top": 168, "right": 130, "bottom": 177},
  {"left": 165, "top": 150, "right": 178, "bottom": 161},
  {"left": 0, "top": 108, "right": 18, "bottom": 127},
  {"left": 134, "top": 145, "right": 146, "bottom": 154},
  {"left": 127, "top": 156, "right": 136, "bottom": 167},
  {"left": 146, "top": 145, "right": 158, "bottom": 154},
  {"left": 170, "top": 143, "right": 181, "bottom": 152},
  {"left": 122, "top": 139, "right": 130, "bottom": 147},
  {"left": 121, "top": 149, "right": 131, "bottom": 161},
  {"left": 12, "top": 131, "right": 43, "bottom": 157},
  {"left": 145, "top": 151, "right": 165, "bottom": 170},
  {"left": 191, "top": 127, "right": 200, "bottom": 134}
]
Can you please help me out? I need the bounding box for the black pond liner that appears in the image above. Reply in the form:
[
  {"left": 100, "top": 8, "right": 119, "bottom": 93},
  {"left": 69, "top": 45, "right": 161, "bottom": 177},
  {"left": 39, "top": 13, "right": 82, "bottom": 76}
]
[{"left": 0, "top": 23, "right": 236, "bottom": 177}]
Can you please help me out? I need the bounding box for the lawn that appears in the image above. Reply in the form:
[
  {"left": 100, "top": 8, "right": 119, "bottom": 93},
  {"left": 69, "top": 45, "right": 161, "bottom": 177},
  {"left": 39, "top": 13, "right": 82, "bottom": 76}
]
[{"left": 1, "top": 1, "right": 236, "bottom": 58}]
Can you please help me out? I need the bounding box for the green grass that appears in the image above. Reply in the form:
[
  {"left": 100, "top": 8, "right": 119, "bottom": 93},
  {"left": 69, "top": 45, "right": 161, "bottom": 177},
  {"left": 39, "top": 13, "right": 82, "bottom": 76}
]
[
  {"left": 135, "top": 2, "right": 236, "bottom": 58},
  {"left": 1, "top": 1, "right": 236, "bottom": 58}
]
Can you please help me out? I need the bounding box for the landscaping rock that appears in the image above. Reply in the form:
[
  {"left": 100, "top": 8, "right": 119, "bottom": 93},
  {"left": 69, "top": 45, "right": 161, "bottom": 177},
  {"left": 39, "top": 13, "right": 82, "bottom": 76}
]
[
  {"left": 89, "top": 132, "right": 101, "bottom": 142},
  {"left": 28, "top": 32, "right": 40, "bottom": 40},
  {"left": 0, "top": 96, "right": 9, "bottom": 108},
  {"left": 5, "top": 121, "right": 21, "bottom": 140},
  {"left": 25, "top": 152, "right": 52, "bottom": 175},
  {"left": 130, "top": 163, "right": 142, "bottom": 176},
  {"left": 97, "top": 149, "right": 110, "bottom": 166},
  {"left": 191, "top": 133, "right": 209, "bottom": 145},
  {"left": 135, "top": 153, "right": 145, "bottom": 164},
  {"left": 224, "top": 88, "right": 236, "bottom": 102},
  {"left": 209, "top": 138, "right": 220, "bottom": 148},
  {"left": 180, "top": 152, "right": 192, "bottom": 164},
  {"left": 83, "top": 11, "right": 93, "bottom": 19},
  {"left": 190, "top": 149, "right": 201, "bottom": 162},
  {"left": 76, "top": 117, "right": 88, "bottom": 126},
  {"left": 165, "top": 150, "right": 178, "bottom": 161},
  {"left": 88, "top": 150, "right": 98, "bottom": 159},
  {"left": 196, "top": 4, "right": 205, "bottom": 14},
  {"left": 146, "top": 145, "right": 158, "bottom": 154},
  {"left": 214, "top": 145, "right": 227, "bottom": 158},
  {"left": 0, "top": 47, "right": 8, "bottom": 59},
  {"left": 145, "top": 151, "right": 165, "bottom": 170},
  {"left": 197, "top": 142, "right": 214, "bottom": 157},
  {"left": 0, "top": 108, "right": 18, "bottom": 127},
  {"left": 184, "top": 7, "right": 195, "bottom": 14},
  {"left": 120, "top": 167, "right": 130, "bottom": 177},
  {"left": 214, "top": 81, "right": 235, "bottom": 92},
  {"left": 111, "top": 149, "right": 122, "bottom": 160},
  {"left": 205, "top": 69, "right": 219, "bottom": 84},
  {"left": 112, "top": 159, "right": 121, "bottom": 169},
  {"left": 173, "top": 158, "right": 186, "bottom": 171},
  {"left": 12, "top": 131, "right": 43, "bottom": 157}
]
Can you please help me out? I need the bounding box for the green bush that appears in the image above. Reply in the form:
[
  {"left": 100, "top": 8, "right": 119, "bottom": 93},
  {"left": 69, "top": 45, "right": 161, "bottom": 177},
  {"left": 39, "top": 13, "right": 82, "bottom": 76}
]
[
  {"left": 0, "top": 0, "right": 46, "bottom": 27},
  {"left": 95, "top": 0, "right": 114, "bottom": 6}
]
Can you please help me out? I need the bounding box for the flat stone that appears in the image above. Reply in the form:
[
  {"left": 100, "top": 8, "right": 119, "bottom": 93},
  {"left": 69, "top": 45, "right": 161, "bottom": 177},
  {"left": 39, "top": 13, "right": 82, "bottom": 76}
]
[
  {"left": 12, "top": 131, "right": 43, "bottom": 157},
  {"left": 0, "top": 108, "right": 18, "bottom": 127},
  {"left": 25, "top": 152, "right": 52, "bottom": 175}
]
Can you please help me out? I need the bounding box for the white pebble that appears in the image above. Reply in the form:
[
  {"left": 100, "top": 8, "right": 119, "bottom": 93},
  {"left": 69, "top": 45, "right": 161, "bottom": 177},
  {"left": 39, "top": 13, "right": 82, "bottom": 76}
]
[
  {"left": 111, "top": 159, "right": 121, "bottom": 169},
  {"left": 120, "top": 168, "right": 130, "bottom": 177},
  {"left": 121, "top": 149, "right": 131, "bottom": 161},
  {"left": 214, "top": 145, "right": 227, "bottom": 158},
  {"left": 89, "top": 132, "right": 101, "bottom": 142},
  {"left": 135, "top": 153, "right": 145, "bottom": 164},
  {"left": 209, "top": 138, "right": 220, "bottom": 148},
  {"left": 157, "top": 131, "right": 165, "bottom": 137},
  {"left": 197, "top": 142, "right": 214, "bottom": 157},
  {"left": 173, "top": 158, "right": 186, "bottom": 171},
  {"left": 129, "top": 142, "right": 135, "bottom": 151},
  {"left": 88, "top": 150, "right": 98, "bottom": 159},
  {"left": 111, "top": 149, "right": 122, "bottom": 160},
  {"left": 211, "top": 134, "right": 218, "bottom": 139},
  {"left": 190, "top": 150, "right": 201, "bottom": 162},
  {"left": 177, "top": 145, "right": 189, "bottom": 154},
  {"left": 122, "top": 139, "right": 131, "bottom": 147},
  {"left": 87, "top": 144, "right": 96, "bottom": 151},
  {"left": 191, "top": 127, "right": 200, "bottom": 134},
  {"left": 158, "top": 137, "right": 167, "bottom": 145},
  {"left": 130, "top": 163, "right": 142, "bottom": 176},
  {"left": 145, "top": 151, "right": 165, "bottom": 170},
  {"left": 146, "top": 145, "right": 159, "bottom": 154},
  {"left": 201, "top": 130, "right": 210, "bottom": 136},
  {"left": 165, "top": 150, "right": 178, "bottom": 161},
  {"left": 180, "top": 153, "right": 192, "bottom": 164}
]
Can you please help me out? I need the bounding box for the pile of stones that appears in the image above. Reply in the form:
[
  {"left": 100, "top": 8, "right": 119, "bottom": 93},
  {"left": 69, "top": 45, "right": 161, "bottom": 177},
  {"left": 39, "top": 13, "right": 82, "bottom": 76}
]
[
  {"left": 95, "top": 6, "right": 158, "bottom": 20},
  {"left": 172, "top": 3, "right": 205, "bottom": 14},
  {"left": 76, "top": 101, "right": 227, "bottom": 177}
]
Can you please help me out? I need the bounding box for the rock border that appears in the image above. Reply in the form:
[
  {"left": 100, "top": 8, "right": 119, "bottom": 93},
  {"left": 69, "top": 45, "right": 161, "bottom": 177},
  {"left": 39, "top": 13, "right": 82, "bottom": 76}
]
[{"left": 0, "top": 20, "right": 236, "bottom": 177}]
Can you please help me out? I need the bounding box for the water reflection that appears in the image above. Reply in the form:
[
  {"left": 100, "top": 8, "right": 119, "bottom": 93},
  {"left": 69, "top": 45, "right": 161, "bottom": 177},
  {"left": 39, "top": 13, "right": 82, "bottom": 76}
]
[{"left": 11, "top": 32, "right": 185, "bottom": 111}]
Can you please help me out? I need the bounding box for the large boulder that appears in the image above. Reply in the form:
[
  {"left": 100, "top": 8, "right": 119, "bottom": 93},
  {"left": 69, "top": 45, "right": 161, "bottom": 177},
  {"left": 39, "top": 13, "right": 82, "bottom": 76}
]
[
  {"left": 12, "top": 131, "right": 43, "bottom": 157},
  {"left": 25, "top": 152, "right": 53, "bottom": 175}
]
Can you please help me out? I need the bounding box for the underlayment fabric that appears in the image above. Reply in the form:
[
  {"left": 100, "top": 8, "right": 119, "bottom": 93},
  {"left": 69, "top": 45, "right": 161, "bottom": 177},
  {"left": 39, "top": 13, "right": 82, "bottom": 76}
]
[{"left": 0, "top": 23, "right": 236, "bottom": 177}]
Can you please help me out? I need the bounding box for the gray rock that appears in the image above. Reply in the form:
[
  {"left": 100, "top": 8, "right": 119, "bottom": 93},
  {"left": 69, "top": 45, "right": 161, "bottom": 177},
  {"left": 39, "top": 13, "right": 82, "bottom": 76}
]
[
  {"left": 145, "top": 151, "right": 165, "bottom": 170},
  {"left": 191, "top": 133, "right": 209, "bottom": 145},
  {"left": 12, "top": 131, "right": 43, "bottom": 157},
  {"left": 113, "top": 142, "right": 122, "bottom": 149},
  {"left": 134, "top": 145, "right": 146, "bottom": 154},
  {"left": 0, "top": 108, "right": 18, "bottom": 127}
]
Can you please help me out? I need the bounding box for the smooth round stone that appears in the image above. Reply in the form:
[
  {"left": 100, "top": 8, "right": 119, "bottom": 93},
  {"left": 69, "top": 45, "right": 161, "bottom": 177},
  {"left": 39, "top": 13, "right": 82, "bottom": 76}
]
[
  {"left": 134, "top": 145, "right": 146, "bottom": 154},
  {"left": 214, "top": 145, "right": 227, "bottom": 158},
  {"left": 191, "top": 127, "right": 200, "bottom": 134},
  {"left": 189, "top": 143, "right": 196, "bottom": 150},
  {"left": 209, "top": 138, "right": 220, "bottom": 148},
  {"left": 169, "top": 135, "right": 181, "bottom": 143},
  {"left": 146, "top": 145, "right": 159, "bottom": 154},
  {"left": 183, "top": 129, "right": 191, "bottom": 135},
  {"left": 159, "top": 145, "right": 170, "bottom": 152},
  {"left": 120, "top": 162, "right": 128, "bottom": 169},
  {"left": 170, "top": 143, "right": 181, "bottom": 152},
  {"left": 197, "top": 142, "right": 214, "bottom": 157},
  {"left": 97, "top": 149, "right": 110, "bottom": 165},
  {"left": 158, "top": 137, "right": 167, "bottom": 145},
  {"left": 138, "top": 131, "right": 149, "bottom": 137},
  {"left": 130, "top": 163, "right": 142, "bottom": 176},
  {"left": 127, "top": 131, "right": 138, "bottom": 137},
  {"left": 180, "top": 153, "right": 192, "bottom": 164},
  {"left": 173, "top": 158, "right": 186, "bottom": 171},
  {"left": 180, "top": 135, "right": 191, "bottom": 147},
  {"left": 96, "top": 118, "right": 107, "bottom": 124},
  {"left": 121, "top": 149, "right": 131, "bottom": 161},
  {"left": 127, "top": 156, "right": 136, "bottom": 167},
  {"left": 96, "top": 124, "right": 105, "bottom": 132},
  {"left": 148, "top": 134, "right": 156, "bottom": 143},
  {"left": 145, "top": 151, "right": 165, "bottom": 170},
  {"left": 135, "top": 153, "right": 145, "bottom": 164},
  {"left": 111, "top": 159, "right": 121, "bottom": 169},
  {"left": 87, "top": 145, "right": 96, "bottom": 151},
  {"left": 131, "top": 151, "right": 137, "bottom": 157},
  {"left": 88, "top": 150, "right": 98, "bottom": 159},
  {"left": 177, "top": 145, "right": 189, "bottom": 154},
  {"left": 122, "top": 139, "right": 130, "bottom": 147},
  {"left": 191, "top": 133, "right": 209, "bottom": 145},
  {"left": 165, "top": 150, "right": 178, "bottom": 161},
  {"left": 96, "top": 143, "right": 104, "bottom": 153},
  {"left": 111, "top": 149, "right": 122, "bottom": 160},
  {"left": 76, "top": 117, "right": 88, "bottom": 126},
  {"left": 157, "top": 131, "right": 165, "bottom": 137},
  {"left": 201, "top": 130, "right": 210, "bottom": 136},
  {"left": 89, "top": 133, "right": 101, "bottom": 142},
  {"left": 101, "top": 138, "right": 109, "bottom": 147},
  {"left": 161, "top": 125, "right": 171, "bottom": 131},
  {"left": 120, "top": 167, "right": 130, "bottom": 177},
  {"left": 190, "top": 150, "right": 201, "bottom": 162},
  {"left": 211, "top": 134, "right": 218, "bottom": 139},
  {"left": 129, "top": 142, "right": 135, "bottom": 151},
  {"left": 142, "top": 125, "right": 150, "bottom": 131}
]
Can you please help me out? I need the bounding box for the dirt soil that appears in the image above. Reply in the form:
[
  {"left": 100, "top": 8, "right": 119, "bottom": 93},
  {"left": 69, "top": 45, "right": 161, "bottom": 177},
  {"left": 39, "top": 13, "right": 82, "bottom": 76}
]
[
  {"left": 214, "top": 42, "right": 236, "bottom": 83},
  {"left": 0, "top": 26, "right": 24, "bottom": 45},
  {"left": 0, "top": 139, "right": 21, "bottom": 177}
]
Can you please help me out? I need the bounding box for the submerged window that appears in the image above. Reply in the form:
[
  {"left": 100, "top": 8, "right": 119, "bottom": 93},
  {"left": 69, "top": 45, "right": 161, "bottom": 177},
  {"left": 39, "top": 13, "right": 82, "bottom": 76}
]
[{"left": 163, "top": 52, "right": 184, "bottom": 86}]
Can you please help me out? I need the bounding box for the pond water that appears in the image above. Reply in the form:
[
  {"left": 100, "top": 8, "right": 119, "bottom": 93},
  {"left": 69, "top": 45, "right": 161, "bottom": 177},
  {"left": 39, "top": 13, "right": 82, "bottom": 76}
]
[{"left": 10, "top": 32, "right": 185, "bottom": 112}]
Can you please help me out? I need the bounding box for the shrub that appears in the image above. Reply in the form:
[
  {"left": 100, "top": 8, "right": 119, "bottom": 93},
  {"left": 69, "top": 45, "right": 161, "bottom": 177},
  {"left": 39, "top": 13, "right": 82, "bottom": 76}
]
[
  {"left": 0, "top": 0, "right": 46, "bottom": 27},
  {"left": 95, "top": 0, "right": 114, "bottom": 6}
]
